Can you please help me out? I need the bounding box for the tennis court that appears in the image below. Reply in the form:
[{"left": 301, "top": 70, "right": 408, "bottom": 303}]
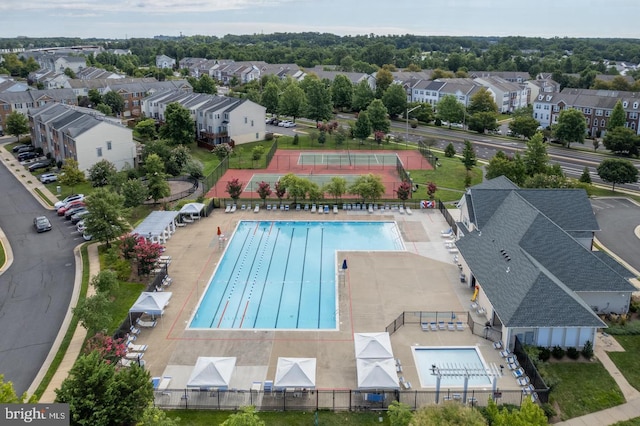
[
  {"left": 244, "top": 173, "right": 361, "bottom": 192},
  {"left": 298, "top": 152, "right": 400, "bottom": 167}
]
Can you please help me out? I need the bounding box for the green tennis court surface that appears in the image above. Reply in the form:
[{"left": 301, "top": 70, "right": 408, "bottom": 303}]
[
  {"left": 298, "top": 152, "right": 400, "bottom": 166},
  {"left": 244, "top": 173, "right": 362, "bottom": 191}
]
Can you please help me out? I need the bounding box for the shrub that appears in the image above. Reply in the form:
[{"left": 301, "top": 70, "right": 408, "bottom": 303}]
[
  {"left": 538, "top": 347, "right": 551, "bottom": 362},
  {"left": 551, "top": 345, "right": 565, "bottom": 359},
  {"left": 541, "top": 402, "right": 557, "bottom": 419},
  {"left": 444, "top": 142, "right": 456, "bottom": 157},
  {"left": 435, "top": 117, "right": 442, "bottom": 126},
  {"left": 566, "top": 347, "right": 580, "bottom": 359},
  {"left": 581, "top": 340, "right": 594, "bottom": 359},
  {"left": 410, "top": 119, "right": 418, "bottom": 129},
  {"left": 292, "top": 134, "right": 299, "bottom": 145}
]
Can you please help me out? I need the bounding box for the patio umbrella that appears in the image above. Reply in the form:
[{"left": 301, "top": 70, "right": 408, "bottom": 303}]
[{"left": 342, "top": 259, "right": 348, "bottom": 270}]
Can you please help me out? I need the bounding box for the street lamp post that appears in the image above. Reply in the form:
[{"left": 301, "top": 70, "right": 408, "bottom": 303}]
[{"left": 406, "top": 105, "right": 421, "bottom": 150}]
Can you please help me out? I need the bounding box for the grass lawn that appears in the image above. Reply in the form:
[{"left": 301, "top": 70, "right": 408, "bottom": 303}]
[
  {"left": 546, "top": 361, "right": 625, "bottom": 420},
  {"left": 614, "top": 418, "right": 640, "bottom": 426},
  {"left": 608, "top": 335, "right": 640, "bottom": 393},
  {"left": 107, "top": 282, "right": 146, "bottom": 332},
  {"left": 275, "top": 133, "right": 413, "bottom": 152},
  {"left": 165, "top": 410, "right": 391, "bottom": 425},
  {"left": 409, "top": 155, "right": 482, "bottom": 203},
  {"left": 0, "top": 236, "right": 5, "bottom": 267}
]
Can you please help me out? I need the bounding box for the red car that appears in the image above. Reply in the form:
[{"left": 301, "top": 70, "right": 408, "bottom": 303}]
[{"left": 57, "top": 200, "right": 85, "bottom": 216}]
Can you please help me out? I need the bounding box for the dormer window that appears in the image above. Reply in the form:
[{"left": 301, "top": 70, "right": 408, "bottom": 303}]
[
  {"left": 634, "top": 102, "right": 638, "bottom": 109},
  {"left": 623, "top": 101, "right": 628, "bottom": 108},
  {"left": 546, "top": 95, "right": 552, "bottom": 101}
]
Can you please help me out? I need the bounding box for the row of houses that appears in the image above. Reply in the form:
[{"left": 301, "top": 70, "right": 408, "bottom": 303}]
[{"left": 532, "top": 87, "right": 640, "bottom": 135}]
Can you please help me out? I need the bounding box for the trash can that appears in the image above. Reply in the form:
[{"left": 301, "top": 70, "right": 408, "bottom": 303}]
[{"left": 56, "top": 185, "right": 61, "bottom": 194}]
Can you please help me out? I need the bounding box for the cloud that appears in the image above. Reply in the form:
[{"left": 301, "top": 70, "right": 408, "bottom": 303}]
[{"left": 0, "top": 0, "right": 294, "bottom": 13}]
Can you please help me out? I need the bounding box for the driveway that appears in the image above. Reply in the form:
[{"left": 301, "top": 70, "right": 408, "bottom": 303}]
[
  {"left": 0, "top": 151, "right": 78, "bottom": 394},
  {"left": 591, "top": 197, "right": 640, "bottom": 274}
]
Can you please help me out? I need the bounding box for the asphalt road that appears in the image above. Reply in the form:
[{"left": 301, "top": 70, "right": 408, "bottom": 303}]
[
  {"left": 591, "top": 198, "right": 640, "bottom": 273},
  {"left": 0, "top": 151, "right": 77, "bottom": 394}
]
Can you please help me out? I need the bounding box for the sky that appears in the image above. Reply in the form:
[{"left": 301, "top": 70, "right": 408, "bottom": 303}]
[{"left": 0, "top": 0, "right": 639, "bottom": 40}]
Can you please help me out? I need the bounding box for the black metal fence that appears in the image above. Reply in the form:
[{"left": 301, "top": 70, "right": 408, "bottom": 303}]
[
  {"left": 513, "top": 337, "right": 551, "bottom": 404},
  {"left": 153, "top": 387, "right": 531, "bottom": 411},
  {"left": 385, "top": 311, "right": 470, "bottom": 336},
  {"left": 265, "top": 138, "right": 278, "bottom": 167},
  {"left": 438, "top": 199, "right": 458, "bottom": 236},
  {"left": 418, "top": 138, "right": 438, "bottom": 168},
  {"left": 202, "top": 156, "right": 230, "bottom": 195}
]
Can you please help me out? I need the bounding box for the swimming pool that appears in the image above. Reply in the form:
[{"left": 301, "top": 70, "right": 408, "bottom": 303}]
[
  {"left": 189, "top": 221, "right": 404, "bottom": 330},
  {"left": 413, "top": 347, "right": 492, "bottom": 388}
]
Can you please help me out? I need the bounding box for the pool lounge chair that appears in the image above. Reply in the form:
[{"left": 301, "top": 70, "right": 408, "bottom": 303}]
[
  {"left": 311, "top": 204, "right": 317, "bottom": 213},
  {"left": 225, "top": 204, "right": 231, "bottom": 213},
  {"left": 346, "top": 204, "right": 352, "bottom": 210},
  {"left": 130, "top": 325, "right": 140, "bottom": 335},
  {"left": 342, "top": 203, "right": 347, "bottom": 210},
  {"left": 324, "top": 205, "right": 329, "bottom": 214},
  {"left": 517, "top": 376, "right": 530, "bottom": 386},
  {"left": 284, "top": 204, "right": 290, "bottom": 211},
  {"left": 447, "top": 322, "right": 455, "bottom": 331},
  {"left": 456, "top": 321, "right": 464, "bottom": 331},
  {"left": 124, "top": 352, "right": 144, "bottom": 360},
  {"left": 333, "top": 205, "right": 338, "bottom": 214},
  {"left": 254, "top": 204, "right": 260, "bottom": 213},
  {"left": 402, "top": 380, "right": 412, "bottom": 390},
  {"left": 304, "top": 204, "right": 309, "bottom": 211},
  {"left": 127, "top": 342, "right": 148, "bottom": 352},
  {"left": 368, "top": 204, "right": 373, "bottom": 213},
  {"left": 500, "top": 349, "right": 512, "bottom": 358},
  {"left": 241, "top": 204, "right": 246, "bottom": 211},
  {"left": 119, "top": 358, "right": 145, "bottom": 367},
  {"left": 493, "top": 340, "right": 503, "bottom": 350},
  {"left": 430, "top": 322, "right": 438, "bottom": 331},
  {"left": 512, "top": 368, "right": 524, "bottom": 378},
  {"left": 438, "top": 321, "right": 446, "bottom": 330},
  {"left": 230, "top": 204, "right": 237, "bottom": 213},
  {"left": 296, "top": 204, "right": 301, "bottom": 211},
  {"left": 421, "top": 322, "right": 430, "bottom": 331},
  {"left": 399, "top": 206, "right": 405, "bottom": 214},
  {"left": 137, "top": 318, "right": 157, "bottom": 328},
  {"left": 406, "top": 207, "right": 412, "bottom": 215},
  {"left": 280, "top": 204, "right": 285, "bottom": 211}
]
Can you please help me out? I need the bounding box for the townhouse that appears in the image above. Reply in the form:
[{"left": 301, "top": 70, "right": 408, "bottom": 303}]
[
  {"left": 29, "top": 103, "right": 136, "bottom": 172},
  {"left": 142, "top": 90, "right": 266, "bottom": 145},
  {"left": 155, "top": 55, "right": 176, "bottom": 69},
  {"left": 0, "top": 89, "right": 77, "bottom": 133},
  {"left": 473, "top": 76, "right": 529, "bottom": 113},
  {"left": 532, "top": 88, "right": 640, "bottom": 135},
  {"left": 410, "top": 78, "right": 482, "bottom": 107}
]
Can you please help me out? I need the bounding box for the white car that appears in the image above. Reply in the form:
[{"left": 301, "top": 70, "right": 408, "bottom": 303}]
[
  {"left": 54, "top": 194, "right": 84, "bottom": 210},
  {"left": 283, "top": 121, "right": 296, "bottom": 128},
  {"left": 278, "top": 120, "right": 291, "bottom": 127},
  {"left": 76, "top": 220, "right": 86, "bottom": 233},
  {"left": 40, "top": 173, "right": 58, "bottom": 184}
]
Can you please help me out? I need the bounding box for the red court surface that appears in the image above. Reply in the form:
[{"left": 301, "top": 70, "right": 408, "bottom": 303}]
[{"left": 206, "top": 149, "right": 431, "bottom": 200}]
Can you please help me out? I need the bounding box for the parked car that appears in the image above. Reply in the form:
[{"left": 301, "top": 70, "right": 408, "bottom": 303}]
[
  {"left": 33, "top": 216, "right": 52, "bottom": 233},
  {"left": 18, "top": 152, "right": 37, "bottom": 161},
  {"left": 76, "top": 220, "right": 86, "bottom": 233},
  {"left": 17, "top": 145, "right": 35, "bottom": 154},
  {"left": 40, "top": 173, "right": 58, "bottom": 184},
  {"left": 57, "top": 200, "right": 85, "bottom": 216},
  {"left": 12, "top": 144, "right": 30, "bottom": 153},
  {"left": 54, "top": 194, "right": 84, "bottom": 210},
  {"left": 64, "top": 206, "right": 87, "bottom": 220},
  {"left": 82, "top": 232, "right": 93, "bottom": 241},
  {"left": 283, "top": 121, "right": 296, "bottom": 128},
  {"left": 278, "top": 120, "right": 289, "bottom": 127},
  {"left": 28, "top": 161, "right": 51, "bottom": 172},
  {"left": 70, "top": 210, "right": 89, "bottom": 224}
]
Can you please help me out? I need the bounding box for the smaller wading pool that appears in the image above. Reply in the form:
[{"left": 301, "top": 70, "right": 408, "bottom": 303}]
[{"left": 413, "top": 346, "right": 492, "bottom": 388}]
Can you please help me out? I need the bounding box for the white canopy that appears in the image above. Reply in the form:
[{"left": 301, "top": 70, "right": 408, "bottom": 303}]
[
  {"left": 186, "top": 357, "right": 236, "bottom": 389},
  {"left": 179, "top": 202, "right": 205, "bottom": 215},
  {"left": 129, "top": 292, "right": 172, "bottom": 316},
  {"left": 274, "top": 357, "right": 316, "bottom": 389},
  {"left": 354, "top": 332, "right": 394, "bottom": 359},
  {"left": 356, "top": 358, "right": 400, "bottom": 390},
  {"left": 132, "top": 210, "right": 179, "bottom": 240}
]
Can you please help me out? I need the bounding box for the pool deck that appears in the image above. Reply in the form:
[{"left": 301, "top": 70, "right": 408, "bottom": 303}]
[{"left": 137, "top": 206, "right": 520, "bottom": 393}]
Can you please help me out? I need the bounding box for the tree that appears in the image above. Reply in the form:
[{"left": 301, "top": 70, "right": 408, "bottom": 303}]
[
  {"left": 348, "top": 173, "right": 385, "bottom": 204},
  {"left": 55, "top": 351, "right": 153, "bottom": 426},
  {"left": 387, "top": 400, "right": 412, "bottom": 426},
  {"left": 411, "top": 402, "right": 486, "bottom": 426},
  {"left": 366, "top": 99, "right": 390, "bottom": 133},
  {"left": 138, "top": 406, "right": 180, "bottom": 426},
  {"left": 580, "top": 166, "right": 592, "bottom": 184},
  {"left": 607, "top": 100, "right": 627, "bottom": 131},
  {"left": 145, "top": 154, "right": 171, "bottom": 203},
  {"left": 331, "top": 74, "right": 353, "bottom": 111},
  {"left": 554, "top": 108, "right": 586, "bottom": 148},
  {"left": 251, "top": 145, "right": 265, "bottom": 162},
  {"left": 407, "top": 102, "right": 434, "bottom": 123},
  {"left": 103, "top": 91, "right": 125, "bottom": 115},
  {"left": 160, "top": 102, "right": 194, "bottom": 145},
  {"left": 134, "top": 118, "right": 158, "bottom": 141},
  {"left": 375, "top": 68, "right": 393, "bottom": 98},
  {"left": 212, "top": 143, "right": 233, "bottom": 161},
  {"left": 467, "top": 87, "right": 498, "bottom": 114},
  {"left": 426, "top": 182, "right": 437, "bottom": 200},
  {"left": 0, "top": 374, "right": 30, "bottom": 403},
  {"left": 509, "top": 116, "right": 540, "bottom": 140},
  {"left": 382, "top": 84, "right": 408, "bottom": 117},
  {"left": 90, "top": 270, "right": 118, "bottom": 295},
  {"left": 121, "top": 179, "right": 147, "bottom": 208},
  {"left": 256, "top": 181, "right": 272, "bottom": 205},
  {"left": 323, "top": 176, "right": 347, "bottom": 202},
  {"left": 524, "top": 133, "right": 549, "bottom": 175},
  {"left": 83, "top": 333, "right": 127, "bottom": 365},
  {"left": 261, "top": 81, "right": 281, "bottom": 115},
  {"left": 279, "top": 84, "right": 307, "bottom": 122},
  {"left": 166, "top": 144, "right": 192, "bottom": 176},
  {"left": 5, "top": 111, "right": 28, "bottom": 142},
  {"left": 304, "top": 78, "right": 333, "bottom": 123},
  {"left": 133, "top": 236, "right": 164, "bottom": 276},
  {"left": 597, "top": 158, "right": 639, "bottom": 191},
  {"left": 468, "top": 111, "right": 498, "bottom": 133},
  {"left": 461, "top": 140, "right": 476, "bottom": 171},
  {"left": 58, "top": 159, "right": 86, "bottom": 193},
  {"left": 221, "top": 406, "right": 265, "bottom": 426},
  {"left": 279, "top": 173, "right": 309, "bottom": 203},
  {"left": 603, "top": 126, "right": 638, "bottom": 156},
  {"left": 88, "top": 88, "right": 102, "bottom": 106},
  {"left": 352, "top": 80, "right": 375, "bottom": 111},
  {"left": 437, "top": 95, "right": 465, "bottom": 127},
  {"left": 353, "top": 111, "right": 372, "bottom": 144},
  {"left": 96, "top": 103, "right": 112, "bottom": 115},
  {"left": 74, "top": 293, "right": 112, "bottom": 333},
  {"left": 444, "top": 143, "right": 456, "bottom": 157},
  {"left": 395, "top": 180, "right": 411, "bottom": 207},
  {"left": 83, "top": 188, "right": 129, "bottom": 247},
  {"left": 485, "top": 397, "right": 547, "bottom": 426},
  {"left": 88, "top": 159, "right": 117, "bottom": 187},
  {"left": 195, "top": 74, "right": 217, "bottom": 94},
  {"left": 274, "top": 180, "right": 286, "bottom": 204},
  {"left": 226, "top": 177, "right": 243, "bottom": 201}
]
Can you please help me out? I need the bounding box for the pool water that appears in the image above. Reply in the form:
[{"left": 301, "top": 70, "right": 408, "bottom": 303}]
[
  {"left": 413, "top": 347, "right": 492, "bottom": 388},
  {"left": 189, "top": 221, "right": 403, "bottom": 330}
]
